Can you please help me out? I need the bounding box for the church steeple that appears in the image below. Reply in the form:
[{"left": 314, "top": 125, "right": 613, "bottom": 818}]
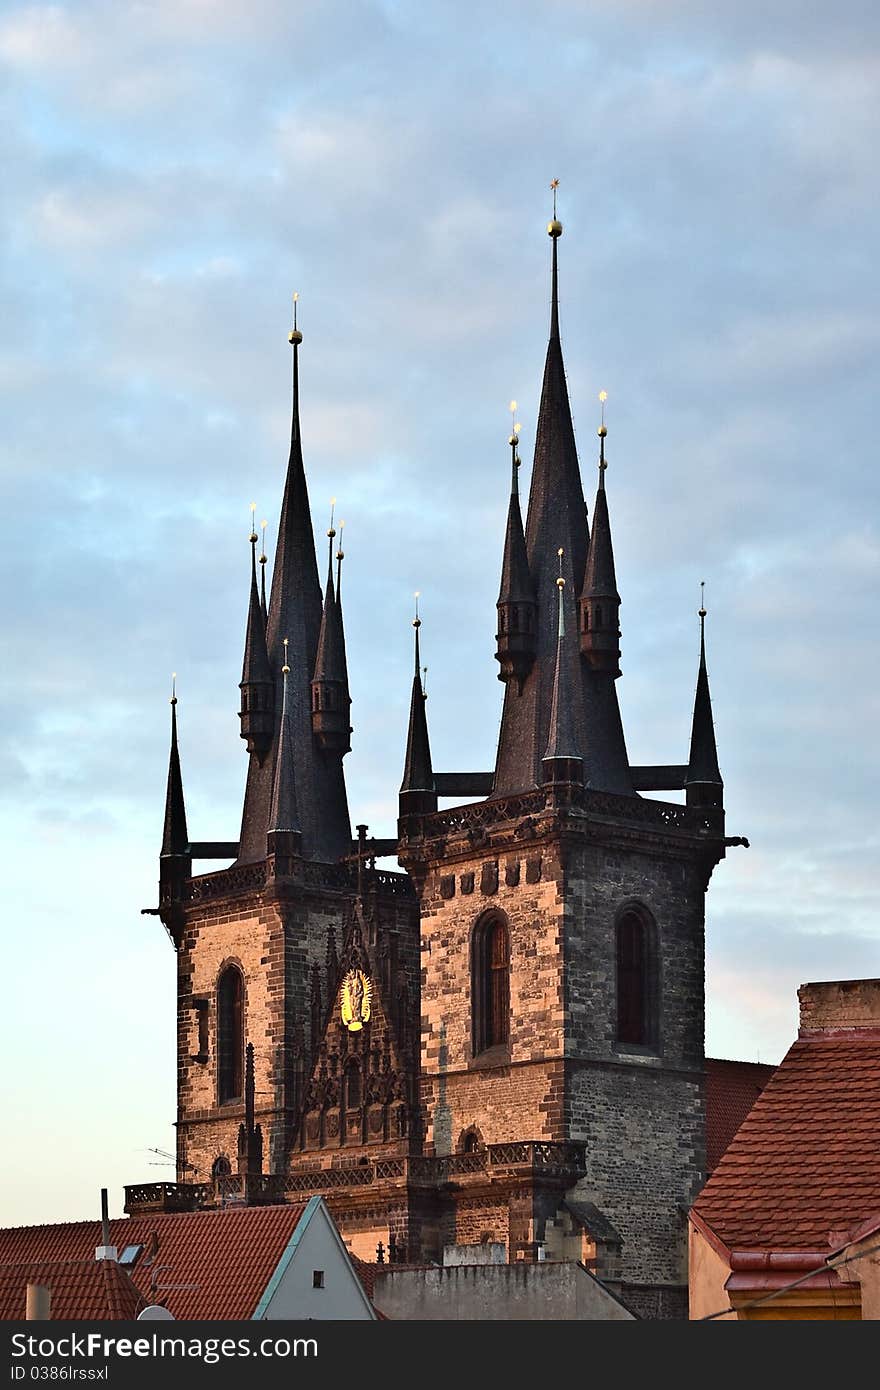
[
  {"left": 239, "top": 507, "right": 274, "bottom": 762},
  {"left": 495, "top": 406, "right": 537, "bottom": 689},
  {"left": 579, "top": 398, "right": 621, "bottom": 677},
  {"left": 311, "top": 504, "right": 352, "bottom": 754},
  {"left": 686, "top": 589, "right": 723, "bottom": 808},
  {"left": 399, "top": 597, "right": 436, "bottom": 817},
  {"left": 237, "top": 296, "right": 351, "bottom": 864}
]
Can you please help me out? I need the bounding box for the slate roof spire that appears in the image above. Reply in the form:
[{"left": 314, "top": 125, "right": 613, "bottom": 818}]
[
  {"left": 686, "top": 586, "right": 724, "bottom": 808},
  {"left": 311, "top": 502, "right": 352, "bottom": 754},
  {"left": 239, "top": 508, "right": 274, "bottom": 761},
  {"left": 542, "top": 549, "right": 583, "bottom": 785},
  {"left": 399, "top": 595, "right": 437, "bottom": 816},
  {"left": 161, "top": 676, "right": 188, "bottom": 856},
  {"left": 259, "top": 519, "right": 269, "bottom": 627},
  {"left": 579, "top": 397, "right": 622, "bottom": 677},
  {"left": 237, "top": 295, "right": 351, "bottom": 863},
  {"left": 268, "top": 639, "right": 300, "bottom": 836},
  {"left": 496, "top": 405, "right": 537, "bottom": 688}
]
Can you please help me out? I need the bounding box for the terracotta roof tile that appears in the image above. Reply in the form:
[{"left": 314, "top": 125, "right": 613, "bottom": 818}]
[
  {"left": 0, "top": 1204, "right": 309, "bottom": 1321},
  {"left": 0, "top": 1261, "right": 142, "bottom": 1321},
  {"left": 695, "top": 1034, "right": 880, "bottom": 1250},
  {"left": 705, "top": 1057, "right": 776, "bottom": 1172}
]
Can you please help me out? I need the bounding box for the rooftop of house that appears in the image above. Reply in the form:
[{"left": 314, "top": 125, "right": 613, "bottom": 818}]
[
  {"left": 705, "top": 1057, "right": 777, "bottom": 1173},
  {"left": 0, "top": 1203, "right": 311, "bottom": 1321},
  {"left": 0, "top": 1259, "right": 142, "bottom": 1321},
  {"left": 694, "top": 980, "right": 880, "bottom": 1252}
]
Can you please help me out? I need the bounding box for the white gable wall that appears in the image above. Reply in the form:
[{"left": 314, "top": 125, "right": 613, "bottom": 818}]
[{"left": 255, "top": 1198, "right": 376, "bottom": 1321}]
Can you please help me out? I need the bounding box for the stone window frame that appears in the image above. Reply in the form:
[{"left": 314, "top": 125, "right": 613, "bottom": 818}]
[
  {"left": 613, "top": 900, "right": 661, "bottom": 1055},
  {"left": 470, "top": 909, "right": 511, "bottom": 1064},
  {"left": 216, "top": 958, "right": 246, "bottom": 1106}
]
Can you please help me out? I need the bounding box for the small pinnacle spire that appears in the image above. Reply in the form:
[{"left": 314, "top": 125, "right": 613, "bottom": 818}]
[
  {"left": 240, "top": 514, "right": 274, "bottom": 759},
  {"left": 336, "top": 520, "right": 345, "bottom": 604},
  {"left": 547, "top": 179, "right": 563, "bottom": 340},
  {"left": 686, "top": 584, "right": 723, "bottom": 807},
  {"left": 508, "top": 400, "right": 522, "bottom": 496},
  {"left": 598, "top": 390, "right": 608, "bottom": 489},
  {"left": 400, "top": 594, "right": 434, "bottom": 795},
  {"left": 269, "top": 638, "right": 300, "bottom": 834},
  {"left": 311, "top": 503, "right": 351, "bottom": 755},
  {"left": 162, "top": 677, "right": 188, "bottom": 855},
  {"left": 259, "top": 519, "right": 268, "bottom": 625}
]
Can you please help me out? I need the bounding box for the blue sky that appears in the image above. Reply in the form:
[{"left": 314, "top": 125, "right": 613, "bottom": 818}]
[{"left": 1, "top": 0, "right": 878, "bottom": 1226}]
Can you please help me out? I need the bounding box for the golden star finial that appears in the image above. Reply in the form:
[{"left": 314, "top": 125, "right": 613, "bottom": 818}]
[{"left": 550, "top": 178, "right": 559, "bottom": 218}]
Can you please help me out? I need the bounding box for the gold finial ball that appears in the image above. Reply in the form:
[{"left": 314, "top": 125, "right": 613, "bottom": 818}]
[
  {"left": 556, "top": 575, "right": 565, "bottom": 589},
  {"left": 282, "top": 663, "right": 291, "bottom": 675},
  {"left": 699, "top": 607, "right": 707, "bottom": 619},
  {"left": 288, "top": 328, "right": 303, "bottom": 345},
  {"left": 336, "top": 548, "right": 344, "bottom": 560},
  {"left": 412, "top": 616, "right": 421, "bottom": 630},
  {"left": 250, "top": 530, "right": 258, "bottom": 543},
  {"left": 598, "top": 424, "right": 607, "bottom": 438},
  {"left": 547, "top": 219, "right": 563, "bottom": 238},
  {"left": 508, "top": 433, "right": 518, "bottom": 447},
  {"left": 327, "top": 526, "right": 336, "bottom": 539},
  {"left": 259, "top": 552, "right": 267, "bottom": 564}
]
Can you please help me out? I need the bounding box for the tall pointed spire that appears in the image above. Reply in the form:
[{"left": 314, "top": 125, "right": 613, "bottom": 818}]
[
  {"left": 239, "top": 506, "right": 274, "bottom": 762},
  {"left": 237, "top": 294, "right": 350, "bottom": 864},
  {"left": 496, "top": 404, "right": 537, "bottom": 689},
  {"left": 162, "top": 675, "right": 189, "bottom": 856},
  {"left": 311, "top": 502, "right": 352, "bottom": 754},
  {"left": 399, "top": 595, "right": 436, "bottom": 816},
  {"left": 686, "top": 586, "right": 723, "bottom": 808},
  {"left": 580, "top": 395, "right": 621, "bottom": 677},
  {"left": 268, "top": 639, "right": 300, "bottom": 836},
  {"left": 542, "top": 550, "right": 583, "bottom": 783}
]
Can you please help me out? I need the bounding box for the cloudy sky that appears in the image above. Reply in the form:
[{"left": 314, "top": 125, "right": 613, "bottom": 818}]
[{"left": 1, "top": 0, "right": 878, "bottom": 1227}]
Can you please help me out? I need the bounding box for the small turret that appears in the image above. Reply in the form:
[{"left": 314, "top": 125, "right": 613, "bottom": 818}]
[
  {"left": 495, "top": 405, "right": 537, "bottom": 689},
  {"left": 311, "top": 503, "right": 352, "bottom": 754},
  {"left": 239, "top": 506, "right": 274, "bottom": 762},
  {"left": 579, "top": 395, "right": 621, "bottom": 675},
  {"left": 159, "top": 677, "right": 191, "bottom": 935},
  {"left": 685, "top": 587, "right": 723, "bottom": 809},
  {"left": 399, "top": 595, "right": 437, "bottom": 817}
]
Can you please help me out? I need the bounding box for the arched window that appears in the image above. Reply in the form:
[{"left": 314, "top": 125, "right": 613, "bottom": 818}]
[
  {"left": 211, "top": 1154, "right": 231, "bottom": 1178},
  {"left": 217, "top": 965, "right": 245, "bottom": 1103},
  {"left": 615, "top": 907, "right": 657, "bottom": 1047},
  {"left": 344, "top": 1060, "right": 361, "bottom": 1110},
  {"left": 472, "top": 914, "right": 510, "bottom": 1055}
]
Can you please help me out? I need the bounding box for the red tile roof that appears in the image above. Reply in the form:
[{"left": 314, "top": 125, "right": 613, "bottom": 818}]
[
  {"left": 0, "top": 1260, "right": 142, "bottom": 1321},
  {"left": 695, "top": 1032, "right": 880, "bottom": 1251},
  {"left": 0, "top": 1205, "right": 308, "bottom": 1321},
  {"left": 705, "top": 1057, "right": 776, "bottom": 1172}
]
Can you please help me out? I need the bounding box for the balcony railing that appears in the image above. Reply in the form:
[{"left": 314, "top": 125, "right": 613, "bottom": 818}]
[{"left": 124, "top": 1142, "right": 585, "bottom": 1215}]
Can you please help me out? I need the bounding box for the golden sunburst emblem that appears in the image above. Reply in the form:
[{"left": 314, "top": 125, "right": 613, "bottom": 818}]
[{"left": 341, "top": 970, "right": 372, "bottom": 1032}]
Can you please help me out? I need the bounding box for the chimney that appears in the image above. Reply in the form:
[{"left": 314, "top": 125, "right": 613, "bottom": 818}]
[
  {"left": 798, "top": 979, "right": 880, "bottom": 1035},
  {"left": 26, "top": 1284, "right": 51, "bottom": 1320},
  {"left": 95, "top": 1188, "right": 117, "bottom": 1263}
]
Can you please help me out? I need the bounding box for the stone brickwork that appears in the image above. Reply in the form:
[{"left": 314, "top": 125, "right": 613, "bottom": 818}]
[
  {"left": 175, "top": 867, "right": 419, "bottom": 1185},
  {"left": 799, "top": 978, "right": 880, "bottom": 1032}
]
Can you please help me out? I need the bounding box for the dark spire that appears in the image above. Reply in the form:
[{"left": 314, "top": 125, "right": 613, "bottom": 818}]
[
  {"left": 399, "top": 596, "right": 437, "bottom": 815},
  {"left": 311, "top": 503, "right": 352, "bottom": 754},
  {"left": 161, "top": 677, "right": 188, "bottom": 856},
  {"left": 237, "top": 1042, "right": 263, "bottom": 1180},
  {"left": 239, "top": 511, "right": 274, "bottom": 761},
  {"left": 237, "top": 295, "right": 350, "bottom": 863},
  {"left": 259, "top": 519, "right": 268, "bottom": 628},
  {"left": 496, "top": 406, "right": 537, "bottom": 688},
  {"left": 686, "top": 587, "right": 723, "bottom": 808},
  {"left": 580, "top": 398, "right": 621, "bottom": 677},
  {"left": 268, "top": 639, "right": 300, "bottom": 836},
  {"left": 542, "top": 550, "right": 583, "bottom": 785}
]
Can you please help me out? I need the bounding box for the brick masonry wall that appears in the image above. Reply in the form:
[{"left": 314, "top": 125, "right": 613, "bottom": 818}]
[
  {"left": 798, "top": 978, "right": 880, "bottom": 1031},
  {"left": 419, "top": 850, "right": 566, "bottom": 1150},
  {"left": 563, "top": 839, "right": 707, "bottom": 1286}
]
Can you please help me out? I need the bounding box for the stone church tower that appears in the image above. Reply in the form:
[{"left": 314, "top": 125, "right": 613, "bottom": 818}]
[{"left": 136, "top": 207, "right": 734, "bottom": 1319}]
